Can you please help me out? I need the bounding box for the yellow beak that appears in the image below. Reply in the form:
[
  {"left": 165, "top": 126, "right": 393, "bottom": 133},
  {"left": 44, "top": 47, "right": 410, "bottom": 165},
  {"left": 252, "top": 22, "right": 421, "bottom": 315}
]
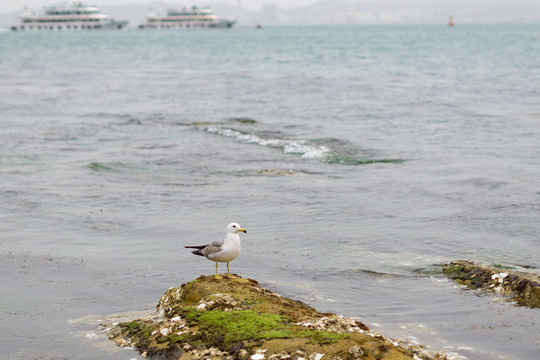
[{"left": 239, "top": 228, "right": 247, "bottom": 233}]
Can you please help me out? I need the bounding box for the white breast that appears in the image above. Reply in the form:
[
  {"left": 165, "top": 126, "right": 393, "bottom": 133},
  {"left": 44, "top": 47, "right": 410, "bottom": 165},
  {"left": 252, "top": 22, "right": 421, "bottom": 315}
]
[{"left": 208, "top": 234, "right": 241, "bottom": 262}]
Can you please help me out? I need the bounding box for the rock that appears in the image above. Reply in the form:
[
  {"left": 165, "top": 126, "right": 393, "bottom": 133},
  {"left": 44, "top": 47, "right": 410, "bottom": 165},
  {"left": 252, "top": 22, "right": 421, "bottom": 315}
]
[
  {"left": 107, "top": 275, "right": 450, "bottom": 360},
  {"left": 232, "top": 117, "right": 257, "bottom": 124},
  {"left": 443, "top": 261, "right": 540, "bottom": 308},
  {"left": 349, "top": 345, "right": 364, "bottom": 358},
  {"left": 239, "top": 349, "right": 249, "bottom": 357},
  {"left": 296, "top": 315, "right": 367, "bottom": 333},
  {"left": 228, "top": 341, "right": 245, "bottom": 355}
]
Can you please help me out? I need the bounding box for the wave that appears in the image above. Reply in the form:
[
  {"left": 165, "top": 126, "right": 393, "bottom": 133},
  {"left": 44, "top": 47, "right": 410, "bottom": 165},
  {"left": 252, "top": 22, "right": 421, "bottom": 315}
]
[
  {"left": 206, "top": 126, "right": 330, "bottom": 159},
  {"left": 82, "top": 112, "right": 135, "bottom": 120},
  {"left": 203, "top": 126, "right": 404, "bottom": 165},
  {"left": 87, "top": 162, "right": 135, "bottom": 173}
]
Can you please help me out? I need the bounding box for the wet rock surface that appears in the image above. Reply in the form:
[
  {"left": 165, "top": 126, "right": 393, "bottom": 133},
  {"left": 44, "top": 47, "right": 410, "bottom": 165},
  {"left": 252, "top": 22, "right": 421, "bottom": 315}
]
[
  {"left": 105, "top": 275, "right": 450, "bottom": 360},
  {"left": 443, "top": 260, "right": 540, "bottom": 308}
]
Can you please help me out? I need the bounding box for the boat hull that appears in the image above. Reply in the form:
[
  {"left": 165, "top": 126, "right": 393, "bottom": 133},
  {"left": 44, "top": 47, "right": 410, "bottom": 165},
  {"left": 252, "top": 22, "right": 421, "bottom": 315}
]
[
  {"left": 10, "top": 20, "right": 128, "bottom": 31},
  {"left": 209, "top": 20, "right": 236, "bottom": 28},
  {"left": 139, "top": 20, "right": 235, "bottom": 29}
]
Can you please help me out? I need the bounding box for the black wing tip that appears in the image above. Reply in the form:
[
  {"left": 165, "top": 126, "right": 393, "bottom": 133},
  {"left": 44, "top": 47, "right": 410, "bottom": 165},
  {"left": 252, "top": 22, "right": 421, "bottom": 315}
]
[{"left": 185, "top": 245, "right": 205, "bottom": 257}]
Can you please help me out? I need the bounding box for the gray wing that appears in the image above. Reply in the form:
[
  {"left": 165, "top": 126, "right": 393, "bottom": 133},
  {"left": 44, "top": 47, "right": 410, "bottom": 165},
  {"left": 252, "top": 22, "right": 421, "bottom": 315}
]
[
  {"left": 210, "top": 239, "right": 224, "bottom": 247},
  {"left": 201, "top": 239, "right": 224, "bottom": 257}
]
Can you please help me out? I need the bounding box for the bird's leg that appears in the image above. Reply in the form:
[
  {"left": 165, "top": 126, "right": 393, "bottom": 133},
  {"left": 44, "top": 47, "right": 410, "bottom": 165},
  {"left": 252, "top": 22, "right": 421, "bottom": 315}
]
[
  {"left": 215, "top": 262, "right": 222, "bottom": 279},
  {"left": 226, "top": 262, "right": 236, "bottom": 279}
]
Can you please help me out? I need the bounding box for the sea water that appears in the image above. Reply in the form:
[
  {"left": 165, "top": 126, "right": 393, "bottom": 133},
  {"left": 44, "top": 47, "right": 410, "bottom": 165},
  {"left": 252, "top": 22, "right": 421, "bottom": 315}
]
[{"left": 0, "top": 25, "right": 539, "bottom": 359}]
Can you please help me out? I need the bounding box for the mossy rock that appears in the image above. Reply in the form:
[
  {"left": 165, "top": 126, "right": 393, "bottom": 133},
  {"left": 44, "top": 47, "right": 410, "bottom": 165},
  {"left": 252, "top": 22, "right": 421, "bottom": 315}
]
[
  {"left": 443, "top": 261, "right": 540, "bottom": 308},
  {"left": 107, "top": 275, "right": 449, "bottom": 360},
  {"left": 158, "top": 275, "right": 329, "bottom": 323},
  {"left": 232, "top": 117, "right": 257, "bottom": 124}
]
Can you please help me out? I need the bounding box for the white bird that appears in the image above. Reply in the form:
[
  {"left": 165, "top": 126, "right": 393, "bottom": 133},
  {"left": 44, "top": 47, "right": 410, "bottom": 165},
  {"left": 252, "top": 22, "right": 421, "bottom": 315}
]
[{"left": 185, "top": 222, "right": 247, "bottom": 279}]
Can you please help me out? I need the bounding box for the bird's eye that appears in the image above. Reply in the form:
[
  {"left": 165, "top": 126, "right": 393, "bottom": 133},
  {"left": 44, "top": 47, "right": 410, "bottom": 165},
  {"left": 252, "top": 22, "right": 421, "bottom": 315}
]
[{"left": 232, "top": 225, "right": 236, "bottom": 228}]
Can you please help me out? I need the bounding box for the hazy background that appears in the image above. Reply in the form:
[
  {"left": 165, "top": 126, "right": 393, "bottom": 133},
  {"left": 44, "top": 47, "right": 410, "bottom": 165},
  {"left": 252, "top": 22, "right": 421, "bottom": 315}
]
[{"left": 2, "top": 0, "right": 540, "bottom": 28}]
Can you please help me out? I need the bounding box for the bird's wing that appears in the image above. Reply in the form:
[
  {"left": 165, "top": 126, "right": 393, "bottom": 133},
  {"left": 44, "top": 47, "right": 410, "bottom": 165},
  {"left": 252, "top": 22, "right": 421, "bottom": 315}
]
[
  {"left": 186, "top": 238, "right": 224, "bottom": 256},
  {"left": 201, "top": 244, "right": 223, "bottom": 257},
  {"left": 210, "top": 239, "right": 224, "bottom": 247},
  {"left": 200, "top": 239, "right": 224, "bottom": 256}
]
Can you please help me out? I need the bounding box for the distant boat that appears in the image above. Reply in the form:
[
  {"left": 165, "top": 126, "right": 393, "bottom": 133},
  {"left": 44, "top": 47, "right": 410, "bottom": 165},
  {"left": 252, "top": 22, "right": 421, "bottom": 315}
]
[
  {"left": 448, "top": 15, "right": 455, "bottom": 27},
  {"left": 10, "top": 2, "right": 128, "bottom": 31},
  {"left": 139, "top": 6, "right": 235, "bottom": 29}
]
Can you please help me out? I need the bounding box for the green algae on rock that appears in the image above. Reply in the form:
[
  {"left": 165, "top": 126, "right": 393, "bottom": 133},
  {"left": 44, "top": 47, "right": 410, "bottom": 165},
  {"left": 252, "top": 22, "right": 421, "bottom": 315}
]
[
  {"left": 232, "top": 117, "right": 257, "bottom": 124},
  {"left": 106, "top": 275, "right": 450, "bottom": 360},
  {"left": 443, "top": 260, "right": 540, "bottom": 308}
]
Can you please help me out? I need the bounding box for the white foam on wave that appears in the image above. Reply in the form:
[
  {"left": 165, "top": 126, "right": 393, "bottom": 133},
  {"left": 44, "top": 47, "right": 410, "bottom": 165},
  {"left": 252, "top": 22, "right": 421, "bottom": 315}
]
[{"left": 205, "top": 126, "right": 331, "bottom": 161}]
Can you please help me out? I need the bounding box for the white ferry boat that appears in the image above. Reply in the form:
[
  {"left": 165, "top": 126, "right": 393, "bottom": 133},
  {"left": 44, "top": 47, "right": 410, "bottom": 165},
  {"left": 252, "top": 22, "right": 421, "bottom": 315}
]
[
  {"left": 139, "top": 6, "right": 235, "bottom": 29},
  {"left": 10, "top": 2, "right": 128, "bottom": 31}
]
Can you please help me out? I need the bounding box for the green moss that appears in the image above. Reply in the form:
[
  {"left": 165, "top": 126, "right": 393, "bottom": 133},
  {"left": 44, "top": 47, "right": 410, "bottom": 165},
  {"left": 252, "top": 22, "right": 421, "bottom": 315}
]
[
  {"left": 159, "top": 333, "right": 188, "bottom": 345},
  {"left": 297, "top": 330, "right": 349, "bottom": 345},
  {"left": 183, "top": 309, "right": 350, "bottom": 347},
  {"left": 442, "top": 264, "right": 462, "bottom": 275},
  {"left": 442, "top": 264, "right": 471, "bottom": 281},
  {"left": 118, "top": 320, "right": 157, "bottom": 351},
  {"left": 120, "top": 320, "right": 155, "bottom": 338},
  {"left": 122, "top": 320, "right": 146, "bottom": 332},
  {"left": 195, "top": 310, "right": 290, "bottom": 344},
  {"left": 492, "top": 264, "right": 515, "bottom": 270}
]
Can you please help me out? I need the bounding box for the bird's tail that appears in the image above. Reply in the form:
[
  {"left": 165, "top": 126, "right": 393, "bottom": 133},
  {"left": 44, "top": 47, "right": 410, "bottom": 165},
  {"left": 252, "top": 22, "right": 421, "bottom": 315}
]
[{"left": 185, "top": 245, "right": 205, "bottom": 257}]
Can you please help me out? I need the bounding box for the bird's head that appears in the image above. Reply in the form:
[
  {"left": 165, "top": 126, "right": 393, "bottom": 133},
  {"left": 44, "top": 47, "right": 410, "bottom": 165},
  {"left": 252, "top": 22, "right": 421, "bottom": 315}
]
[{"left": 227, "top": 222, "right": 247, "bottom": 234}]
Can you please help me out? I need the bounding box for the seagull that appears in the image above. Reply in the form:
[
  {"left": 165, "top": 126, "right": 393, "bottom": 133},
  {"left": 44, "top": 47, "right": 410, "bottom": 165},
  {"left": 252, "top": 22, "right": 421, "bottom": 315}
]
[{"left": 185, "top": 222, "right": 247, "bottom": 279}]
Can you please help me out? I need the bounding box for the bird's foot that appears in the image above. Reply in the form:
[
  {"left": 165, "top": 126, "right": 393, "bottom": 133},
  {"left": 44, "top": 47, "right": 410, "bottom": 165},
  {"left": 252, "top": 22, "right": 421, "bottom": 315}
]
[
  {"left": 215, "top": 274, "right": 223, "bottom": 280},
  {"left": 226, "top": 274, "right": 237, "bottom": 279}
]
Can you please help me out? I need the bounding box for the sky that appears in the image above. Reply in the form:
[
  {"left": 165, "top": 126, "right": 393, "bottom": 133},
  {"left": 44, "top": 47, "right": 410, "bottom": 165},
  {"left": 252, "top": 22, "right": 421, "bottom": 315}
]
[
  {"left": 3, "top": 0, "right": 540, "bottom": 14},
  {"left": 4, "top": 0, "right": 312, "bottom": 13}
]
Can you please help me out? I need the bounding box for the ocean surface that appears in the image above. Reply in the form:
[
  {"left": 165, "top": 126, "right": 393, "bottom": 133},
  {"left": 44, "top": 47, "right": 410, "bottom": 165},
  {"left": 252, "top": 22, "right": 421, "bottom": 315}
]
[{"left": 1, "top": 25, "right": 539, "bottom": 360}]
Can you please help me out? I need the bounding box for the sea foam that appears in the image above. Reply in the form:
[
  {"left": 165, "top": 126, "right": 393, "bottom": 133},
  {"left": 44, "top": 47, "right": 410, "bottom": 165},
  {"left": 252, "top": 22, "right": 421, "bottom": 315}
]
[{"left": 205, "top": 126, "right": 331, "bottom": 161}]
